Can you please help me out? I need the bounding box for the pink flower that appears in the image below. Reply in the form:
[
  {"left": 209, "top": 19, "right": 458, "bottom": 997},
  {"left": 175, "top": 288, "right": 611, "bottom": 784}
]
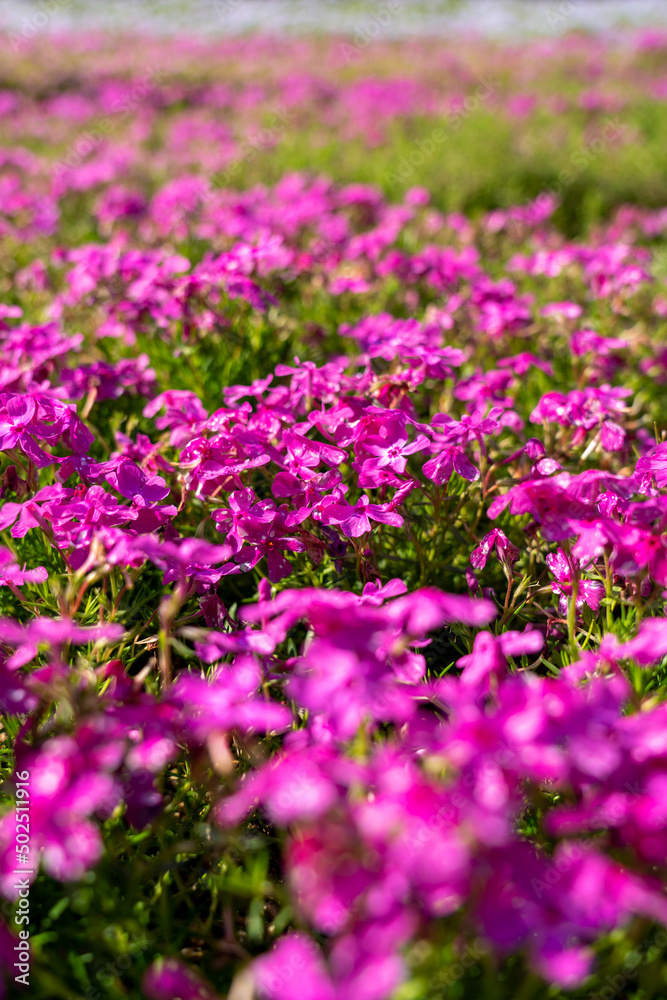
[
  {"left": 0, "top": 617, "right": 123, "bottom": 670},
  {"left": 254, "top": 934, "right": 336, "bottom": 1000},
  {"left": 137, "top": 535, "right": 233, "bottom": 588},
  {"left": 0, "top": 548, "right": 47, "bottom": 589},
  {"left": 315, "top": 492, "right": 403, "bottom": 538},
  {"left": 541, "top": 301, "right": 583, "bottom": 320},
  {"left": 620, "top": 617, "right": 667, "bottom": 666},
  {"left": 470, "top": 529, "right": 520, "bottom": 570},
  {"left": 423, "top": 446, "right": 478, "bottom": 484},
  {"left": 112, "top": 459, "right": 171, "bottom": 504},
  {"left": 173, "top": 656, "right": 292, "bottom": 740},
  {"left": 546, "top": 549, "right": 605, "bottom": 615},
  {"left": 143, "top": 958, "right": 218, "bottom": 1000},
  {"left": 457, "top": 628, "right": 543, "bottom": 689},
  {"left": 488, "top": 474, "right": 592, "bottom": 541},
  {"left": 361, "top": 430, "right": 429, "bottom": 478}
]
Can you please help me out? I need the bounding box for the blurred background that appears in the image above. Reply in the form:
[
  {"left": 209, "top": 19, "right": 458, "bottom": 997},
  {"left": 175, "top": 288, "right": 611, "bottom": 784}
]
[{"left": 1, "top": 0, "right": 667, "bottom": 36}]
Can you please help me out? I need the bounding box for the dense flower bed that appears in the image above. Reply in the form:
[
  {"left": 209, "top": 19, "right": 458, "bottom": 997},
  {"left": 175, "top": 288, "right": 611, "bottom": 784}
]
[{"left": 4, "top": 25, "right": 667, "bottom": 1000}]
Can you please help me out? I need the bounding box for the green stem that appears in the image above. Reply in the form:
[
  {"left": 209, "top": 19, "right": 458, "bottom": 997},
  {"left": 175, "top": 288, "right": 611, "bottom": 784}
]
[
  {"left": 568, "top": 574, "right": 579, "bottom": 650},
  {"left": 603, "top": 552, "right": 614, "bottom": 631}
]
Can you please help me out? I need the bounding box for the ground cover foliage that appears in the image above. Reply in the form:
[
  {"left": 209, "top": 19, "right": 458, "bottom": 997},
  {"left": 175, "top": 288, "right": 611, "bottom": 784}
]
[{"left": 4, "top": 24, "right": 667, "bottom": 1000}]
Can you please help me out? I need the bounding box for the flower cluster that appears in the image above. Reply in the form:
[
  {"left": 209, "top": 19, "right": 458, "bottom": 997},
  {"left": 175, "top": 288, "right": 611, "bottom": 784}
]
[{"left": 3, "top": 23, "right": 667, "bottom": 1000}]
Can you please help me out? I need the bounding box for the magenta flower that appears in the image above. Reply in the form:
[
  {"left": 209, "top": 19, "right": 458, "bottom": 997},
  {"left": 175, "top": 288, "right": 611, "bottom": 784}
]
[
  {"left": 254, "top": 934, "right": 336, "bottom": 1000},
  {"left": 212, "top": 488, "right": 276, "bottom": 553},
  {"left": 353, "top": 409, "right": 428, "bottom": 486},
  {"left": 0, "top": 737, "right": 121, "bottom": 896},
  {"left": 546, "top": 549, "right": 604, "bottom": 615},
  {"left": 173, "top": 656, "right": 292, "bottom": 741},
  {"left": 315, "top": 492, "right": 404, "bottom": 538},
  {"left": 636, "top": 442, "right": 667, "bottom": 490},
  {"left": 542, "top": 301, "right": 583, "bottom": 320},
  {"left": 143, "top": 958, "right": 218, "bottom": 1000},
  {"left": 223, "top": 509, "right": 305, "bottom": 582},
  {"left": 137, "top": 535, "right": 233, "bottom": 588},
  {"left": 0, "top": 617, "right": 124, "bottom": 670},
  {"left": 0, "top": 393, "right": 94, "bottom": 466},
  {"left": 360, "top": 428, "right": 429, "bottom": 478},
  {"left": 620, "top": 617, "right": 667, "bottom": 666},
  {"left": 112, "top": 459, "right": 171, "bottom": 504},
  {"left": 0, "top": 547, "right": 47, "bottom": 589},
  {"left": 456, "top": 628, "right": 544, "bottom": 689},
  {"left": 423, "top": 446, "right": 479, "bottom": 484},
  {"left": 216, "top": 745, "right": 341, "bottom": 828},
  {"left": 0, "top": 656, "right": 38, "bottom": 715},
  {"left": 470, "top": 529, "right": 520, "bottom": 570},
  {"left": 282, "top": 428, "right": 347, "bottom": 478},
  {"left": 530, "top": 385, "right": 630, "bottom": 452},
  {"left": 488, "top": 474, "right": 593, "bottom": 541}
]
